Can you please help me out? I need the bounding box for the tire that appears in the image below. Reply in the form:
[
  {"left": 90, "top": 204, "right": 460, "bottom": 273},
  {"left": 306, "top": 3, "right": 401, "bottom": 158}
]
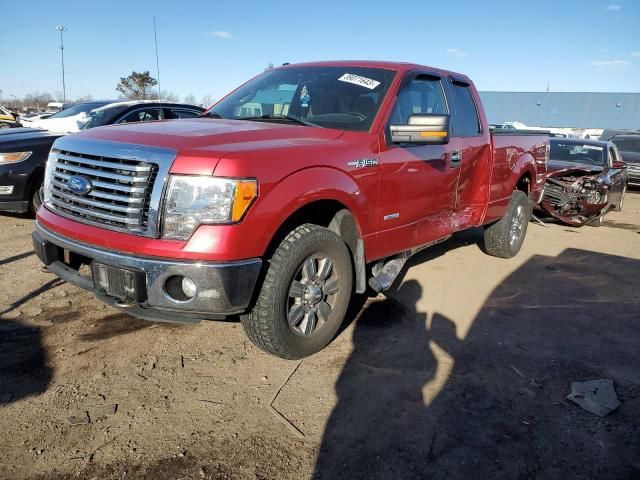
[
  {"left": 0, "top": 123, "right": 11, "bottom": 129},
  {"left": 241, "top": 223, "right": 353, "bottom": 359},
  {"left": 614, "top": 186, "right": 626, "bottom": 212},
  {"left": 30, "top": 180, "right": 43, "bottom": 215},
  {"left": 483, "top": 190, "right": 532, "bottom": 259}
]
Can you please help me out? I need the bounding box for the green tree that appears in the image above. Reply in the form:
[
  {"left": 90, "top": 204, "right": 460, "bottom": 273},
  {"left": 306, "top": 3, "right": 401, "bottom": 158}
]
[{"left": 116, "top": 71, "right": 158, "bottom": 100}]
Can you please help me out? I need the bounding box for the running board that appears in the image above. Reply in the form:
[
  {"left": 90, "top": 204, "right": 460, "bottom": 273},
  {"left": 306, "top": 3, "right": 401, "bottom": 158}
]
[
  {"left": 367, "top": 236, "right": 452, "bottom": 293},
  {"left": 368, "top": 251, "right": 412, "bottom": 293}
]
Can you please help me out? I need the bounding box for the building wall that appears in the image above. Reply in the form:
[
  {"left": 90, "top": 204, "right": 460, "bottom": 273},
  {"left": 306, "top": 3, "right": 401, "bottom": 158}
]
[{"left": 479, "top": 92, "right": 640, "bottom": 129}]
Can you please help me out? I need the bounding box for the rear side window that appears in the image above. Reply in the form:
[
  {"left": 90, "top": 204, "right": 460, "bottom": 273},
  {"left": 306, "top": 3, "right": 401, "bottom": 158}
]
[{"left": 449, "top": 80, "right": 481, "bottom": 137}]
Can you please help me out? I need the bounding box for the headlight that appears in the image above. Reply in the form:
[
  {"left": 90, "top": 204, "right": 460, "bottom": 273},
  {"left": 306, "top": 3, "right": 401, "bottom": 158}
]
[
  {"left": 0, "top": 151, "right": 32, "bottom": 164},
  {"left": 162, "top": 175, "right": 258, "bottom": 240}
]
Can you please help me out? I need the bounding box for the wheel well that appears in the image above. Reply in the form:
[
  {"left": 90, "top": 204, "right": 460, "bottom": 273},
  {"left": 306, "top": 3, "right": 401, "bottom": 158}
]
[
  {"left": 516, "top": 173, "right": 531, "bottom": 194},
  {"left": 266, "top": 200, "right": 367, "bottom": 294}
]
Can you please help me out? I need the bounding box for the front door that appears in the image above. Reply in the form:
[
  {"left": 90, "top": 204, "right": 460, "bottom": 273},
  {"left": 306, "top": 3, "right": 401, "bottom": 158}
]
[{"left": 376, "top": 73, "right": 460, "bottom": 255}]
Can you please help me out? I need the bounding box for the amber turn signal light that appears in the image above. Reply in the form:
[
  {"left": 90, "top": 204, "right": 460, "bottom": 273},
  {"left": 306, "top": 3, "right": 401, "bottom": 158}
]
[{"left": 231, "top": 180, "right": 258, "bottom": 221}]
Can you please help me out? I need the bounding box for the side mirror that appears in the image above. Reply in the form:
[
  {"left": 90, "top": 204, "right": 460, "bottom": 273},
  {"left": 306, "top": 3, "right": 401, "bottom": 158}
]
[
  {"left": 390, "top": 114, "right": 450, "bottom": 145},
  {"left": 612, "top": 160, "right": 626, "bottom": 169}
]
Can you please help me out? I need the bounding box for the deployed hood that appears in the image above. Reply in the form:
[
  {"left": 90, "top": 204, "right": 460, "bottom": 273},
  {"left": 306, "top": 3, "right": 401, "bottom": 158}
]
[
  {"left": 546, "top": 160, "right": 603, "bottom": 176},
  {"left": 72, "top": 118, "right": 345, "bottom": 154}
]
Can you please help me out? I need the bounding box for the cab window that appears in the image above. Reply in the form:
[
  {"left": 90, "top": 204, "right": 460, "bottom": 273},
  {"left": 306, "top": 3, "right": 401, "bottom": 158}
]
[{"left": 389, "top": 75, "right": 448, "bottom": 125}]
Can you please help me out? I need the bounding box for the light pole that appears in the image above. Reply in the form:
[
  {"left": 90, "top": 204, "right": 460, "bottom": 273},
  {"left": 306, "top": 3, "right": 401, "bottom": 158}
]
[{"left": 56, "top": 25, "right": 67, "bottom": 102}]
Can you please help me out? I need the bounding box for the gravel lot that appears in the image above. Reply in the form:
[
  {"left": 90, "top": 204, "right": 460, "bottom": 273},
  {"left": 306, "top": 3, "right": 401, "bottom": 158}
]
[{"left": 1, "top": 194, "right": 639, "bottom": 480}]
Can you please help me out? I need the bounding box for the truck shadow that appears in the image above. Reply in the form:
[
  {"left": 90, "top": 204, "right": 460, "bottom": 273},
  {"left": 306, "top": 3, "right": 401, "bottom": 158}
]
[
  {"left": 0, "top": 278, "right": 64, "bottom": 317},
  {"left": 315, "top": 248, "right": 640, "bottom": 479},
  {"left": 0, "top": 250, "right": 34, "bottom": 266},
  {"left": 78, "top": 313, "right": 180, "bottom": 342},
  {"left": 0, "top": 319, "right": 52, "bottom": 405}
]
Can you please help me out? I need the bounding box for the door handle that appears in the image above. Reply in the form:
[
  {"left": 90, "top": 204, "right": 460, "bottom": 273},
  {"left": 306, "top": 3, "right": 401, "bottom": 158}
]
[{"left": 450, "top": 150, "right": 462, "bottom": 167}]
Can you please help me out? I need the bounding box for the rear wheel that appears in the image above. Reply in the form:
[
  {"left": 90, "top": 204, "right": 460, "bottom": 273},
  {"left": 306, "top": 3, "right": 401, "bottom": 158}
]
[
  {"left": 483, "top": 190, "right": 532, "bottom": 259},
  {"left": 241, "top": 224, "right": 353, "bottom": 359}
]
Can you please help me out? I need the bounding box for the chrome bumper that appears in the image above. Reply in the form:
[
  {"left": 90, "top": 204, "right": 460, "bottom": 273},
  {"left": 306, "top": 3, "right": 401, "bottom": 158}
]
[{"left": 32, "top": 222, "right": 262, "bottom": 322}]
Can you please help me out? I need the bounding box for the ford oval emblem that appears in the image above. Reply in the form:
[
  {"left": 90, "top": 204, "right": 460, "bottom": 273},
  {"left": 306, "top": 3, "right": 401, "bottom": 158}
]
[{"left": 67, "top": 175, "right": 92, "bottom": 195}]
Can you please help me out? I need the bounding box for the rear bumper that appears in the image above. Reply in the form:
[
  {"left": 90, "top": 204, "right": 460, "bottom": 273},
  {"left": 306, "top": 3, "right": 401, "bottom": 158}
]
[{"left": 32, "top": 222, "right": 262, "bottom": 323}]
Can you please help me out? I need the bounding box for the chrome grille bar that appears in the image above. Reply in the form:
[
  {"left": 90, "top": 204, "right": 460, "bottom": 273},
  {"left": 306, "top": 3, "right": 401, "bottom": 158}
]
[{"left": 44, "top": 137, "right": 176, "bottom": 237}]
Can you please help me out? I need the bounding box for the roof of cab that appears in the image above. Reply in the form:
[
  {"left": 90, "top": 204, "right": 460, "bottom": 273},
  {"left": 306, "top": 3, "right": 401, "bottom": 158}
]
[{"left": 277, "top": 60, "right": 470, "bottom": 82}]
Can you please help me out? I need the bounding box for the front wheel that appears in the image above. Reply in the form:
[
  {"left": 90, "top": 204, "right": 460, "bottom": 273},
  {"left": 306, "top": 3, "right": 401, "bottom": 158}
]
[
  {"left": 0, "top": 123, "right": 11, "bottom": 129},
  {"left": 483, "top": 190, "right": 532, "bottom": 259},
  {"left": 241, "top": 224, "right": 353, "bottom": 359},
  {"left": 614, "top": 185, "right": 626, "bottom": 212}
]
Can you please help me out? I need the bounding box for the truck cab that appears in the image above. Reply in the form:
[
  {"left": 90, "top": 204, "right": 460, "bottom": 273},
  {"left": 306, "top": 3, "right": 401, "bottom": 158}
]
[{"left": 33, "top": 61, "right": 548, "bottom": 358}]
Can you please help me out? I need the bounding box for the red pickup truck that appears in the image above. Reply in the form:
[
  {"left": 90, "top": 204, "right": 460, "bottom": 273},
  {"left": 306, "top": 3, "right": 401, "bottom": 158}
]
[{"left": 33, "top": 61, "right": 548, "bottom": 358}]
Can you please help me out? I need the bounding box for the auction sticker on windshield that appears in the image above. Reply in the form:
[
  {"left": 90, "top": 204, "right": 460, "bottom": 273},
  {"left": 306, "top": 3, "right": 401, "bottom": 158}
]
[{"left": 338, "top": 73, "right": 381, "bottom": 90}]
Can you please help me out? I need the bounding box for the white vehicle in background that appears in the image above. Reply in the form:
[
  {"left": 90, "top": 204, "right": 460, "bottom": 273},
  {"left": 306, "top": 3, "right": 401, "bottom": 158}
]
[
  {"left": 20, "top": 102, "right": 72, "bottom": 127},
  {"left": 28, "top": 101, "right": 115, "bottom": 132}
]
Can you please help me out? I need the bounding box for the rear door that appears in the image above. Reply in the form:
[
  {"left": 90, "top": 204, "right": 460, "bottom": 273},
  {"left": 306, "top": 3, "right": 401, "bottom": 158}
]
[
  {"left": 376, "top": 72, "right": 460, "bottom": 254},
  {"left": 445, "top": 77, "right": 492, "bottom": 222}
]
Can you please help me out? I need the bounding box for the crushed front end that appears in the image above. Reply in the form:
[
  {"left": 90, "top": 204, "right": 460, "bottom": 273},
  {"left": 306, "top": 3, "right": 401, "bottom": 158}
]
[{"left": 540, "top": 169, "right": 609, "bottom": 226}]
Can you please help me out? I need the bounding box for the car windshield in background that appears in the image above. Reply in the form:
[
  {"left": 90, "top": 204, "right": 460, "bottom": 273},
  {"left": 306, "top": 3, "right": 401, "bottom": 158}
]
[
  {"left": 209, "top": 66, "right": 396, "bottom": 131},
  {"left": 611, "top": 136, "right": 640, "bottom": 152},
  {"left": 550, "top": 141, "right": 604, "bottom": 166},
  {"left": 46, "top": 102, "right": 110, "bottom": 119},
  {"left": 78, "top": 104, "right": 130, "bottom": 130}
]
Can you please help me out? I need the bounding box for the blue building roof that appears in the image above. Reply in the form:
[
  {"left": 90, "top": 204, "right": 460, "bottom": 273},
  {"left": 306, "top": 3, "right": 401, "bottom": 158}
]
[{"left": 479, "top": 92, "right": 640, "bottom": 129}]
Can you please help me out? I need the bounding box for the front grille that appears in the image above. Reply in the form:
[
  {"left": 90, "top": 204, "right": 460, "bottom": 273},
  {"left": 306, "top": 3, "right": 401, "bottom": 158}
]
[
  {"left": 626, "top": 163, "right": 640, "bottom": 179},
  {"left": 49, "top": 149, "right": 158, "bottom": 234},
  {"left": 543, "top": 181, "right": 569, "bottom": 206}
]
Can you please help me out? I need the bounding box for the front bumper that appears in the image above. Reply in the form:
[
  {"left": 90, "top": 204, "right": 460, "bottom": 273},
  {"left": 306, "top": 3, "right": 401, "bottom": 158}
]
[{"left": 32, "top": 222, "right": 262, "bottom": 323}]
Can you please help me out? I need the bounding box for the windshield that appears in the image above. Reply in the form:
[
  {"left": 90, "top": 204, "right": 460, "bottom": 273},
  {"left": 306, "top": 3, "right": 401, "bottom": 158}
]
[
  {"left": 550, "top": 141, "right": 604, "bottom": 166},
  {"left": 47, "top": 103, "right": 109, "bottom": 119},
  {"left": 209, "top": 66, "right": 396, "bottom": 131},
  {"left": 612, "top": 136, "right": 640, "bottom": 152},
  {"left": 78, "top": 104, "right": 130, "bottom": 130}
]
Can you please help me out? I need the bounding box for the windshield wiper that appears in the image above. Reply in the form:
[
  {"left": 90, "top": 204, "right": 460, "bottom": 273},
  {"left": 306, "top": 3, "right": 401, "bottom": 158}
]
[
  {"left": 236, "top": 114, "right": 318, "bottom": 127},
  {"left": 201, "top": 111, "right": 224, "bottom": 119}
]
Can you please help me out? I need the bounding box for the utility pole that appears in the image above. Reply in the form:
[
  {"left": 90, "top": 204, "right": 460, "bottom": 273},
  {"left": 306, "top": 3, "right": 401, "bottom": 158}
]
[
  {"left": 56, "top": 25, "right": 68, "bottom": 102},
  {"left": 153, "top": 17, "right": 162, "bottom": 98}
]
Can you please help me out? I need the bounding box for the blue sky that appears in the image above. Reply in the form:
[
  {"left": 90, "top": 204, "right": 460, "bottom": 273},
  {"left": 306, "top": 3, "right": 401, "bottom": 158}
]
[{"left": 1, "top": 0, "right": 639, "bottom": 104}]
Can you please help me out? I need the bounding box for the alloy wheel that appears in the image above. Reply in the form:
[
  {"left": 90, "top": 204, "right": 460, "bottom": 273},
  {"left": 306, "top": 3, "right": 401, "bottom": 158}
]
[{"left": 287, "top": 254, "right": 339, "bottom": 336}]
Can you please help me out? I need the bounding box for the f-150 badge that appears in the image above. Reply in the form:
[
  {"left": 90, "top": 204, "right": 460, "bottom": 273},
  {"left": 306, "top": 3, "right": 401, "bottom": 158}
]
[{"left": 347, "top": 158, "right": 378, "bottom": 169}]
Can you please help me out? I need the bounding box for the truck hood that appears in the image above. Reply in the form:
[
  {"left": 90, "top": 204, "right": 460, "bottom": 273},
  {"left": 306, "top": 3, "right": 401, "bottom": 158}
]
[{"left": 73, "top": 118, "right": 345, "bottom": 155}]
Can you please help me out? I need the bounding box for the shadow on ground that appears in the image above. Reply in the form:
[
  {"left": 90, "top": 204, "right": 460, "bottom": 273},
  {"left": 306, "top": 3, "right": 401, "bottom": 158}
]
[
  {"left": 0, "top": 319, "right": 52, "bottom": 405},
  {"left": 315, "top": 248, "right": 640, "bottom": 480}
]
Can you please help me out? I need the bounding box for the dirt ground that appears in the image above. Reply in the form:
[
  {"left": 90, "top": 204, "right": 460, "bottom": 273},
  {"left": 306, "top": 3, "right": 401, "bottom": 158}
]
[{"left": 1, "top": 194, "right": 639, "bottom": 480}]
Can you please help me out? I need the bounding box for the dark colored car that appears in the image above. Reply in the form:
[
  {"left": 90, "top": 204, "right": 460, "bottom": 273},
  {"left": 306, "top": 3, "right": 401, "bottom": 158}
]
[
  {"left": 540, "top": 138, "right": 628, "bottom": 226},
  {"left": 608, "top": 133, "right": 640, "bottom": 187},
  {"left": 0, "top": 102, "right": 205, "bottom": 213}
]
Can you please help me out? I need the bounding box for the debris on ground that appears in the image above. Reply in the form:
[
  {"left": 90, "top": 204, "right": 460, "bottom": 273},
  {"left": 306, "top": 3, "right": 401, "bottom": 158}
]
[{"left": 566, "top": 379, "right": 620, "bottom": 417}]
